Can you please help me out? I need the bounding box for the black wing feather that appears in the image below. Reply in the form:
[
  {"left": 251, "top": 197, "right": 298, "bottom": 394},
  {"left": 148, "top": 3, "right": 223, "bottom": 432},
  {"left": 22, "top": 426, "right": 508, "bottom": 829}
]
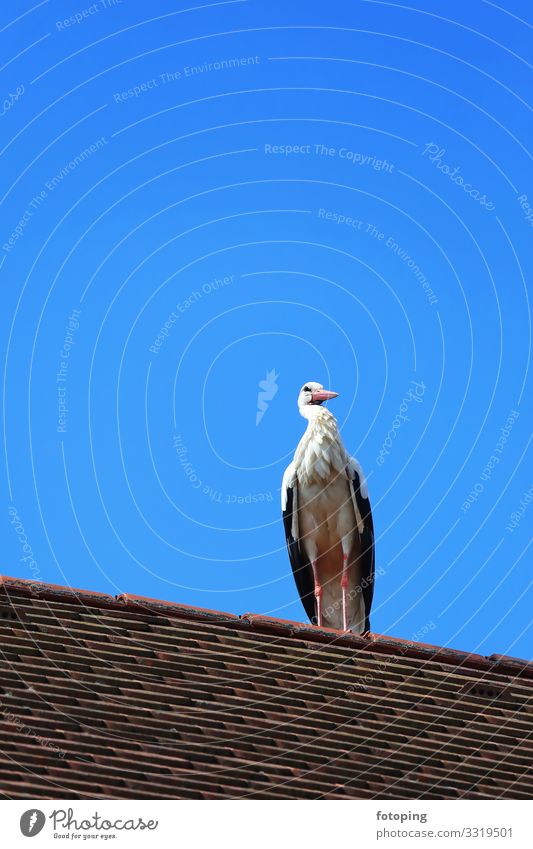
[
  {"left": 347, "top": 465, "right": 375, "bottom": 634},
  {"left": 282, "top": 483, "right": 316, "bottom": 624}
]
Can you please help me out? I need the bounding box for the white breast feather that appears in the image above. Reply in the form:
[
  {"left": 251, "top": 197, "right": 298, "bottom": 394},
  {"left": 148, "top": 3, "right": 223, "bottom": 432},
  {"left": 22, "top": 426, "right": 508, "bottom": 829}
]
[{"left": 294, "top": 409, "right": 349, "bottom": 486}]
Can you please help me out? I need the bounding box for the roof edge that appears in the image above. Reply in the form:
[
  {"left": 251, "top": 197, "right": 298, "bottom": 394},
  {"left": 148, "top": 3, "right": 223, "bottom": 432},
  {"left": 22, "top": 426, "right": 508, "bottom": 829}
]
[{"left": 1, "top": 574, "right": 531, "bottom": 678}]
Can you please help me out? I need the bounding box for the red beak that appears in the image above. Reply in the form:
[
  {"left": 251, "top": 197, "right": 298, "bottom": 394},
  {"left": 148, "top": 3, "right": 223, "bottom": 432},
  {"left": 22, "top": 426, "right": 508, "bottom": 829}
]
[{"left": 311, "top": 389, "right": 339, "bottom": 403}]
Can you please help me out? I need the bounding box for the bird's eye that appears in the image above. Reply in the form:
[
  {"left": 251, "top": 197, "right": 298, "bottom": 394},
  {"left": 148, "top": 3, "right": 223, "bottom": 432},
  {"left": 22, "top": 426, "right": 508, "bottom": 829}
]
[{"left": 303, "top": 386, "right": 310, "bottom": 392}]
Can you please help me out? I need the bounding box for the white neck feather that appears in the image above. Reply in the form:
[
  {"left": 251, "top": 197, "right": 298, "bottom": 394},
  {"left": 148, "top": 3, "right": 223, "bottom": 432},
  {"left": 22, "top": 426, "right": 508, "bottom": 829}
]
[{"left": 294, "top": 406, "right": 348, "bottom": 485}]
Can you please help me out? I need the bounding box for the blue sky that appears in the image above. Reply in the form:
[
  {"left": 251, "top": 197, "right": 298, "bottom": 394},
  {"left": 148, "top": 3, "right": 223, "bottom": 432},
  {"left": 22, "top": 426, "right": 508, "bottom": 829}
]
[{"left": 1, "top": 0, "right": 531, "bottom": 660}]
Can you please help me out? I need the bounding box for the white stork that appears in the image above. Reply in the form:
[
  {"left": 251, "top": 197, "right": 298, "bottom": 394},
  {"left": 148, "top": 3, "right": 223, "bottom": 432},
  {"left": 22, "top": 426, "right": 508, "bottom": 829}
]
[{"left": 282, "top": 381, "right": 375, "bottom": 634}]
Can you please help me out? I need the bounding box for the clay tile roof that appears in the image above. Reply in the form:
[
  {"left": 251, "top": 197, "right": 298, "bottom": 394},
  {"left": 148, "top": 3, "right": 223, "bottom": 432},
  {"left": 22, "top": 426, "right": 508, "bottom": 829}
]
[{"left": 0, "top": 574, "right": 532, "bottom": 800}]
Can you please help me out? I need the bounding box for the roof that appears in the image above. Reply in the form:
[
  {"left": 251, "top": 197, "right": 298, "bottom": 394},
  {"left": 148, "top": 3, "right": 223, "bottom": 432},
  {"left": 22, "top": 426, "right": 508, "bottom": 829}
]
[{"left": 0, "top": 574, "right": 532, "bottom": 800}]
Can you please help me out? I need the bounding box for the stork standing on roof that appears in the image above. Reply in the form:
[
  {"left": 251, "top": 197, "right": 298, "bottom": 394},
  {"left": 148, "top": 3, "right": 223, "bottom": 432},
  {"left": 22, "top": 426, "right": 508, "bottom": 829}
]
[{"left": 282, "top": 382, "right": 375, "bottom": 634}]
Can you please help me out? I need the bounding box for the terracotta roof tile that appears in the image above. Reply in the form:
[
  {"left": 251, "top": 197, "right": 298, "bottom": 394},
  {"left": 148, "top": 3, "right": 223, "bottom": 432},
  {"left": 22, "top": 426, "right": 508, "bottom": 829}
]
[{"left": 0, "top": 574, "right": 531, "bottom": 799}]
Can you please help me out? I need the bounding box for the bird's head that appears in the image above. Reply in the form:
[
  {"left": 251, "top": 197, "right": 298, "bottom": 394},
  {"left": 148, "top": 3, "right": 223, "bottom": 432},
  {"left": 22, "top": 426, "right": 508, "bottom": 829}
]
[{"left": 297, "top": 381, "right": 339, "bottom": 417}]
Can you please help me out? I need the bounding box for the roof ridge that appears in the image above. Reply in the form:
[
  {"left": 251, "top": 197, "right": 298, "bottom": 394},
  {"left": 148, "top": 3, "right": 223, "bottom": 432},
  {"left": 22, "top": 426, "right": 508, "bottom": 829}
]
[{"left": 1, "top": 574, "right": 531, "bottom": 678}]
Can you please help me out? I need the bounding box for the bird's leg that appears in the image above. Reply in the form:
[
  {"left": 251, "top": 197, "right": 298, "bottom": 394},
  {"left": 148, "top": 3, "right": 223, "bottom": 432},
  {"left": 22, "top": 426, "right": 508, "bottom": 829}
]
[
  {"left": 341, "top": 553, "right": 350, "bottom": 631},
  {"left": 311, "top": 561, "right": 323, "bottom": 626}
]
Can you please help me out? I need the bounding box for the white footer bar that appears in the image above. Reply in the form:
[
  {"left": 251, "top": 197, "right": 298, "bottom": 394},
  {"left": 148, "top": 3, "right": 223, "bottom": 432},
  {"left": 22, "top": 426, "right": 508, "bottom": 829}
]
[{"left": 2, "top": 798, "right": 532, "bottom": 848}]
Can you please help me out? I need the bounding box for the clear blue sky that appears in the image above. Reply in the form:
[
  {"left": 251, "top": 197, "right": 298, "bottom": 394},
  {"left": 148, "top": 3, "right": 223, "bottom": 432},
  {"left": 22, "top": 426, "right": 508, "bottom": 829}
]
[{"left": 1, "top": 0, "right": 531, "bottom": 660}]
